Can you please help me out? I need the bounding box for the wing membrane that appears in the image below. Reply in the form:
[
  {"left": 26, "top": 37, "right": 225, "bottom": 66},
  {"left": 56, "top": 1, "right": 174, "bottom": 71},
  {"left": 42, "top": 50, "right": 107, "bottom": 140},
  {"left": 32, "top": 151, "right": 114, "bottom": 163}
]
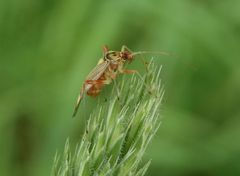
[{"left": 86, "top": 60, "right": 110, "bottom": 80}]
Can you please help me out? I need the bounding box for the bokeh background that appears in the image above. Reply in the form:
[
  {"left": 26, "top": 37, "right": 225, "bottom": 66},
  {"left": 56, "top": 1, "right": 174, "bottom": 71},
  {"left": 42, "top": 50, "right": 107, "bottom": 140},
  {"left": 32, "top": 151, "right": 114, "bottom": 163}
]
[{"left": 1, "top": 0, "right": 240, "bottom": 176}]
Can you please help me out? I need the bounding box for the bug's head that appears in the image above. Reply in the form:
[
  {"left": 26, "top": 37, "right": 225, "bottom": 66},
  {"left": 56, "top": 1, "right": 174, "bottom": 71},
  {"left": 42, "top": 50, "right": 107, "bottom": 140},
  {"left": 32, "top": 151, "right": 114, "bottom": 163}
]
[
  {"left": 120, "top": 50, "right": 134, "bottom": 62},
  {"left": 102, "top": 45, "right": 134, "bottom": 62}
]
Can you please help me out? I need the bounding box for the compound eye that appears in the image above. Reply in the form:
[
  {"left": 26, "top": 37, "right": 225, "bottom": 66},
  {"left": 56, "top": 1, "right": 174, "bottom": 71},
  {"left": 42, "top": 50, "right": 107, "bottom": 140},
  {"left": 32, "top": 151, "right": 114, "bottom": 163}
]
[{"left": 120, "top": 52, "right": 128, "bottom": 60}]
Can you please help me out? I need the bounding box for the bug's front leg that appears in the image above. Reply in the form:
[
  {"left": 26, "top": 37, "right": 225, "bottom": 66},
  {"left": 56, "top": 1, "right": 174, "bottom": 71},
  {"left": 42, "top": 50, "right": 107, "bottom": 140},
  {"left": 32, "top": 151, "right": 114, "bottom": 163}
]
[{"left": 121, "top": 45, "right": 133, "bottom": 53}]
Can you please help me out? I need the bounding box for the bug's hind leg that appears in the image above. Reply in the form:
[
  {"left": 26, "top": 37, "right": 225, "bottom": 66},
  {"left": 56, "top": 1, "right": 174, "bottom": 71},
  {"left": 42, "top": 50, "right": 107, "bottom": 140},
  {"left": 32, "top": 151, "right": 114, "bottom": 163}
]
[
  {"left": 138, "top": 52, "right": 149, "bottom": 72},
  {"left": 121, "top": 69, "right": 157, "bottom": 97},
  {"left": 85, "top": 79, "right": 111, "bottom": 85},
  {"left": 121, "top": 69, "right": 137, "bottom": 74},
  {"left": 85, "top": 79, "right": 111, "bottom": 98}
]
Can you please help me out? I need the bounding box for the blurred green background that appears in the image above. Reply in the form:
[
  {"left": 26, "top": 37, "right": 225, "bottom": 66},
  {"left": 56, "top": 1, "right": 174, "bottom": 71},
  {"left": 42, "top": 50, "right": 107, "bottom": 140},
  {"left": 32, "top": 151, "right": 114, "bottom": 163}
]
[{"left": 1, "top": 0, "right": 240, "bottom": 175}]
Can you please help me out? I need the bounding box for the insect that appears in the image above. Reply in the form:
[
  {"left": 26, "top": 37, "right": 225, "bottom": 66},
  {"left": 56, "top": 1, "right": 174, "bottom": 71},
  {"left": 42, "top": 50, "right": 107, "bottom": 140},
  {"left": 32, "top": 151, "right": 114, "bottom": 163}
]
[{"left": 72, "top": 45, "right": 169, "bottom": 117}]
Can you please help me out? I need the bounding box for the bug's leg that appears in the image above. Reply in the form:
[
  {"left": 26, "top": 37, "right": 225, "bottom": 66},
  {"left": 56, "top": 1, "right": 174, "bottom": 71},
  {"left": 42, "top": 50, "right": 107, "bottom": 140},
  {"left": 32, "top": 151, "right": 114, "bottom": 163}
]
[
  {"left": 109, "top": 71, "right": 117, "bottom": 79},
  {"left": 86, "top": 79, "right": 111, "bottom": 98},
  {"left": 85, "top": 78, "right": 111, "bottom": 95},
  {"left": 103, "top": 45, "right": 109, "bottom": 54},
  {"left": 113, "top": 79, "right": 121, "bottom": 100},
  {"left": 121, "top": 69, "right": 136, "bottom": 74},
  {"left": 121, "top": 69, "right": 146, "bottom": 87},
  {"left": 107, "top": 71, "right": 120, "bottom": 100},
  {"left": 121, "top": 69, "right": 156, "bottom": 96},
  {"left": 121, "top": 45, "right": 133, "bottom": 53},
  {"left": 139, "top": 53, "right": 149, "bottom": 72},
  {"left": 72, "top": 84, "right": 86, "bottom": 117},
  {"left": 122, "top": 46, "right": 148, "bottom": 71},
  {"left": 85, "top": 79, "right": 111, "bottom": 85},
  {"left": 122, "top": 69, "right": 144, "bottom": 82}
]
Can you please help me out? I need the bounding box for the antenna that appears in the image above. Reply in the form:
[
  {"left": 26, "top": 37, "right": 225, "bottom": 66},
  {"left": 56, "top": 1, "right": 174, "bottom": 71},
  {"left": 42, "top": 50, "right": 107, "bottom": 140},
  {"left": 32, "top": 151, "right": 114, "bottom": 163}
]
[{"left": 132, "top": 51, "right": 171, "bottom": 57}]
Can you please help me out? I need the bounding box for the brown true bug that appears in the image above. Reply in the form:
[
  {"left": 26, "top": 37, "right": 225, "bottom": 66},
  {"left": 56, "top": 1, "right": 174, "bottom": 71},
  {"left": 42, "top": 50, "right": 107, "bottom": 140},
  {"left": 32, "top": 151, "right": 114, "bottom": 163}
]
[{"left": 72, "top": 45, "right": 169, "bottom": 117}]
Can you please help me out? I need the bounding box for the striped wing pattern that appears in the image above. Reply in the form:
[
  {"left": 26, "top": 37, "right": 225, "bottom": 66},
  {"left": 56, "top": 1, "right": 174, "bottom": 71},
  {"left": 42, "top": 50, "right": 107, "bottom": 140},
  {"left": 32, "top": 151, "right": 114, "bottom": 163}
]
[{"left": 86, "top": 61, "right": 110, "bottom": 80}]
